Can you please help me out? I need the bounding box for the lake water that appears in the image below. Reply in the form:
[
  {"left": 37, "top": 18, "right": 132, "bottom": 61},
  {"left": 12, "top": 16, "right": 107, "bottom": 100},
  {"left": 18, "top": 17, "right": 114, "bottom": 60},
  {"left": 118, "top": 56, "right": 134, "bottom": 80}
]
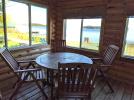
[
  {"left": 32, "top": 26, "right": 47, "bottom": 35},
  {"left": 126, "top": 28, "right": 134, "bottom": 44},
  {"left": 2, "top": 25, "right": 134, "bottom": 44},
  {"left": 66, "top": 28, "right": 100, "bottom": 43},
  {"left": 82, "top": 28, "right": 100, "bottom": 43},
  {"left": 31, "top": 26, "right": 100, "bottom": 44},
  {"left": 29, "top": 26, "right": 134, "bottom": 44},
  {"left": 13, "top": 25, "right": 47, "bottom": 35},
  {"left": 66, "top": 27, "right": 134, "bottom": 44}
]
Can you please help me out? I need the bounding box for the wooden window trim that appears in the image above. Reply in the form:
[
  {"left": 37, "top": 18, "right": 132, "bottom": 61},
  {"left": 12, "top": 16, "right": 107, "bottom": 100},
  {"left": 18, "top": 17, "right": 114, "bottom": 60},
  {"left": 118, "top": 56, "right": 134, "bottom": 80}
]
[
  {"left": 122, "top": 16, "right": 134, "bottom": 58},
  {"left": 64, "top": 18, "right": 102, "bottom": 53},
  {"left": 1, "top": 0, "right": 49, "bottom": 49}
]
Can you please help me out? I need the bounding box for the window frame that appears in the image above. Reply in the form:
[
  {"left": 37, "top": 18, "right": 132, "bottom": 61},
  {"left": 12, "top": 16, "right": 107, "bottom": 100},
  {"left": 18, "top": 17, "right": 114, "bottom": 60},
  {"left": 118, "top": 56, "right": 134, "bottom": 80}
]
[
  {"left": 122, "top": 17, "right": 128, "bottom": 58},
  {"left": 1, "top": 0, "right": 49, "bottom": 49},
  {"left": 63, "top": 17, "right": 103, "bottom": 53},
  {"left": 30, "top": 5, "right": 48, "bottom": 45},
  {"left": 122, "top": 16, "right": 134, "bottom": 59}
]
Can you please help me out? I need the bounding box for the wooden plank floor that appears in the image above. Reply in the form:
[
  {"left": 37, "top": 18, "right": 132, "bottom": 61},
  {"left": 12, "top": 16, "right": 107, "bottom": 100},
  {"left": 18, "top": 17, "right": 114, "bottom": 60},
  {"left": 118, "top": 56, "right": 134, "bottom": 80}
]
[{"left": 1, "top": 78, "right": 134, "bottom": 100}]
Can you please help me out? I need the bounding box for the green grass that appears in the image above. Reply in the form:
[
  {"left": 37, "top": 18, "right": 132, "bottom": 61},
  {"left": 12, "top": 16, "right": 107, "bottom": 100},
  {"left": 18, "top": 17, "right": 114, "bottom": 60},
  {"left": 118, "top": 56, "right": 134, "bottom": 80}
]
[
  {"left": 0, "top": 29, "right": 47, "bottom": 48},
  {"left": 67, "top": 41, "right": 99, "bottom": 50},
  {"left": 0, "top": 28, "right": 134, "bottom": 57},
  {"left": 124, "top": 44, "right": 134, "bottom": 56},
  {"left": 67, "top": 41, "right": 134, "bottom": 57},
  {"left": 0, "top": 41, "right": 22, "bottom": 48},
  {"left": 8, "top": 41, "right": 22, "bottom": 48}
]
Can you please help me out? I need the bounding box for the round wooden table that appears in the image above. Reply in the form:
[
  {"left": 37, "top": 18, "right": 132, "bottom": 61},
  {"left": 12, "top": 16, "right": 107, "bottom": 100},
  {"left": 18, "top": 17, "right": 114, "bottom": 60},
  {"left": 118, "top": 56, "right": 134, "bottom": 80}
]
[
  {"left": 36, "top": 52, "right": 93, "bottom": 99},
  {"left": 36, "top": 52, "right": 93, "bottom": 70}
]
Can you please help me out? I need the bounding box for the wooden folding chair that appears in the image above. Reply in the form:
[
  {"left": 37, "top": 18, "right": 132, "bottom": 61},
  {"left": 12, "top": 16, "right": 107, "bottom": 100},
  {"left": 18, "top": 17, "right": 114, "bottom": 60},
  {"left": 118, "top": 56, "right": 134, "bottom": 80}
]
[
  {"left": 55, "top": 63, "right": 98, "bottom": 100},
  {"left": 92, "top": 44, "right": 119, "bottom": 93},
  {"left": 0, "top": 48, "right": 48, "bottom": 100}
]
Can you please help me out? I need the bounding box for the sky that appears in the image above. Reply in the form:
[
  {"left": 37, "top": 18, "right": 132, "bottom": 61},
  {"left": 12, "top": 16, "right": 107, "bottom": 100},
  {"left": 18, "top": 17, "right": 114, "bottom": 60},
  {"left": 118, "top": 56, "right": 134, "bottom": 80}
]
[
  {"left": 5, "top": 1, "right": 134, "bottom": 43},
  {"left": 5, "top": 1, "right": 47, "bottom": 33},
  {"left": 83, "top": 19, "right": 102, "bottom": 26},
  {"left": 65, "top": 19, "right": 101, "bottom": 41},
  {"left": 6, "top": 1, "right": 47, "bottom": 25},
  {"left": 126, "top": 18, "right": 134, "bottom": 43}
]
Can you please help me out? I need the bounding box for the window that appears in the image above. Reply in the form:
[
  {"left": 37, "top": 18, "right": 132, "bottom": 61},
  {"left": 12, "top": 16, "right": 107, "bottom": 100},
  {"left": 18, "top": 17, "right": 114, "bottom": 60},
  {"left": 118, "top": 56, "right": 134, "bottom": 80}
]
[
  {"left": 65, "top": 19, "right": 81, "bottom": 48},
  {"left": 64, "top": 18, "right": 102, "bottom": 51},
  {"left": 81, "top": 19, "right": 101, "bottom": 50},
  {"left": 0, "top": 0, "right": 48, "bottom": 49},
  {"left": 123, "top": 16, "right": 134, "bottom": 57},
  {"left": 6, "top": 1, "right": 29, "bottom": 48},
  {"left": 0, "top": 1, "right": 4, "bottom": 48},
  {"left": 31, "top": 6, "right": 47, "bottom": 45}
]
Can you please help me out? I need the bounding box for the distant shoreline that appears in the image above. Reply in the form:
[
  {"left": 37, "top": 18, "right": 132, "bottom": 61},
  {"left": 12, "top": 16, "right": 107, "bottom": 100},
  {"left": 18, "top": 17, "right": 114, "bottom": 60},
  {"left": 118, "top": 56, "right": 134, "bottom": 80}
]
[
  {"left": 0, "top": 24, "right": 46, "bottom": 28},
  {"left": 83, "top": 26, "right": 100, "bottom": 29}
]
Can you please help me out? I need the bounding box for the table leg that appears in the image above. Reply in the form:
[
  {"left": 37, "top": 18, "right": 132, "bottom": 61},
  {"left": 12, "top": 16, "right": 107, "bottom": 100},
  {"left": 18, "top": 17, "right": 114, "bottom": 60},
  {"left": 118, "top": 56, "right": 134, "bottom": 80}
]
[
  {"left": 50, "top": 69, "right": 54, "bottom": 99},
  {"left": 47, "top": 69, "right": 50, "bottom": 85}
]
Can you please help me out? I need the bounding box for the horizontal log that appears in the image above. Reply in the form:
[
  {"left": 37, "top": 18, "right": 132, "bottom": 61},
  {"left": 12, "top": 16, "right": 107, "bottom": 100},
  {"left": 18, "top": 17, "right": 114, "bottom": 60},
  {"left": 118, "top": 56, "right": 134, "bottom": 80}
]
[
  {"left": 57, "top": 0, "right": 106, "bottom": 8},
  {"left": 0, "top": 72, "right": 15, "bottom": 82},
  {"left": 53, "top": 0, "right": 134, "bottom": 85}
]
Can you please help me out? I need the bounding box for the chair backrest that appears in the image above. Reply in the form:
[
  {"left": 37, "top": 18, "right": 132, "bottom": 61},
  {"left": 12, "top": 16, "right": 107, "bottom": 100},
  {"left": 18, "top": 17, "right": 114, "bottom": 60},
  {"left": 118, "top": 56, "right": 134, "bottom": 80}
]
[
  {"left": 102, "top": 45, "right": 119, "bottom": 65},
  {"left": 51, "top": 39, "right": 66, "bottom": 52},
  {"left": 0, "top": 48, "right": 19, "bottom": 72},
  {"left": 58, "top": 63, "right": 98, "bottom": 94}
]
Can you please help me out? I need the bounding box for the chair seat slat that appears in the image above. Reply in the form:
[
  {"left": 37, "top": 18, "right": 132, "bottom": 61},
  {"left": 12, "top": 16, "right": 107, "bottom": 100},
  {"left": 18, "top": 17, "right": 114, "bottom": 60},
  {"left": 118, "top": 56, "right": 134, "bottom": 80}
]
[{"left": 21, "top": 70, "right": 46, "bottom": 81}]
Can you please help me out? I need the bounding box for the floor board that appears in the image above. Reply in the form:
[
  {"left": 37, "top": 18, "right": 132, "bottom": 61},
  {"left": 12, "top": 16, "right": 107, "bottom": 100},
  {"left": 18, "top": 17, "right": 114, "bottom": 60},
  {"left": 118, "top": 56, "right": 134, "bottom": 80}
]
[{"left": 2, "top": 78, "right": 134, "bottom": 100}]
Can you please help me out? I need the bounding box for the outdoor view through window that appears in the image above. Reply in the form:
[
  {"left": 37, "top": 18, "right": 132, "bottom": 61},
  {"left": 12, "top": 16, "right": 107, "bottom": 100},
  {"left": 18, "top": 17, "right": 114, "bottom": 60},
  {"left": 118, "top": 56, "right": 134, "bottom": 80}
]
[
  {"left": 0, "top": 0, "right": 4, "bottom": 48},
  {"left": 31, "top": 6, "right": 47, "bottom": 45},
  {"left": 0, "top": 0, "right": 47, "bottom": 48},
  {"left": 64, "top": 18, "right": 102, "bottom": 51},
  {"left": 123, "top": 17, "right": 134, "bottom": 57},
  {"left": 6, "top": 1, "right": 29, "bottom": 48}
]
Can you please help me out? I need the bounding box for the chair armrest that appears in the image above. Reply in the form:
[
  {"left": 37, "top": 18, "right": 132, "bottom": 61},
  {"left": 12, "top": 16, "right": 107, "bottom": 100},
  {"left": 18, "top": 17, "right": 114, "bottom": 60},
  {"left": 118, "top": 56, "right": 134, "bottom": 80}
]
[
  {"left": 17, "top": 60, "right": 35, "bottom": 63},
  {"left": 18, "top": 60, "right": 36, "bottom": 69},
  {"left": 100, "top": 64, "right": 112, "bottom": 67},
  {"left": 91, "top": 58, "right": 102, "bottom": 64},
  {"left": 15, "top": 68, "right": 42, "bottom": 73},
  {"left": 96, "top": 64, "right": 112, "bottom": 68},
  {"left": 97, "top": 64, "right": 112, "bottom": 72},
  {"left": 91, "top": 57, "right": 102, "bottom": 61}
]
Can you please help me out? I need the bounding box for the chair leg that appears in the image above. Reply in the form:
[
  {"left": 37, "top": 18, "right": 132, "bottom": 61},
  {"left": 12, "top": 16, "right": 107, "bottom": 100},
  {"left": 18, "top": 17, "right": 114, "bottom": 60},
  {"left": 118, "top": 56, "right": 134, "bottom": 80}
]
[
  {"left": 29, "top": 72, "right": 48, "bottom": 99},
  {"left": 99, "top": 69, "right": 114, "bottom": 93},
  {"left": 0, "top": 90, "right": 2, "bottom": 100},
  {"left": 31, "top": 62, "right": 36, "bottom": 68},
  {"left": 12, "top": 79, "right": 19, "bottom": 88},
  {"left": 35, "top": 80, "right": 48, "bottom": 99},
  {"left": 25, "top": 62, "right": 36, "bottom": 69},
  {"left": 10, "top": 81, "right": 23, "bottom": 100},
  {"left": 87, "top": 94, "right": 91, "bottom": 100},
  {"left": 47, "top": 69, "right": 51, "bottom": 85},
  {"left": 42, "top": 80, "right": 47, "bottom": 87},
  {"left": 50, "top": 70, "right": 54, "bottom": 100}
]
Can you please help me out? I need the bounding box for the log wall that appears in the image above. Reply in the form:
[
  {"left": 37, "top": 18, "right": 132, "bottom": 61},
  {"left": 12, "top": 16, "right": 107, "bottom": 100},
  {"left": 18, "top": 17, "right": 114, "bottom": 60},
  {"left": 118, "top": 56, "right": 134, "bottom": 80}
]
[
  {"left": 54, "top": 0, "right": 134, "bottom": 84},
  {"left": 1, "top": 0, "right": 134, "bottom": 92}
]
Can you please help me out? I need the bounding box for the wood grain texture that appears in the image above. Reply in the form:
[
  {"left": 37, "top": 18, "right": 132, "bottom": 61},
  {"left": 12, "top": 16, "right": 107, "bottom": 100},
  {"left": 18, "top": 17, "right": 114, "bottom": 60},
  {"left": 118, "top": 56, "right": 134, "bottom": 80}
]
[
  {"left": 0, "top": 0, "right": 134, "bottom": 93},
  {"left": 2, "top": 78, "right": 134, "bottom": 100},
  {"left": 52, "top": 0, "right": 134, "bottom": 85}
]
